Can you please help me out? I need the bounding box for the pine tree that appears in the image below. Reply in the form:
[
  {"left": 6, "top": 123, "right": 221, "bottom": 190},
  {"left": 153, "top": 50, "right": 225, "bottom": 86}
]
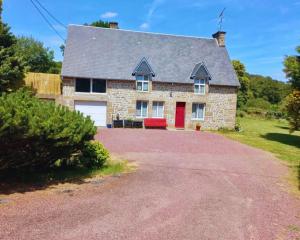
[{"left": 0, "top": 0, "right": 24, "bottom": 93}]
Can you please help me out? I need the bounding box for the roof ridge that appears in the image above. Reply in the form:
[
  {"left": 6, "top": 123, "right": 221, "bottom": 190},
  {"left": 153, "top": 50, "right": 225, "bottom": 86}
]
[{"left": 68, "top": 24, "right": 215, "bottom": 41}]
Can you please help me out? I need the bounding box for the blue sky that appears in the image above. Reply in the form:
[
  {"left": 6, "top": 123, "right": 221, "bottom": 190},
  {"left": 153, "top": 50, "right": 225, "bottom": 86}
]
[{"left": 3, "top": 0, "right": 300, "bottom": 81}]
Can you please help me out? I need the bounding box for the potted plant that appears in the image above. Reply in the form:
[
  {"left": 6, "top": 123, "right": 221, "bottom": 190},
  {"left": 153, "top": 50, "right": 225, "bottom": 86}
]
[
  {"left": 195, "top": 123, "right": 201, "bottom": 131},
  {"left": 124, "top": 118, "right": 134, "bottom": 128}
]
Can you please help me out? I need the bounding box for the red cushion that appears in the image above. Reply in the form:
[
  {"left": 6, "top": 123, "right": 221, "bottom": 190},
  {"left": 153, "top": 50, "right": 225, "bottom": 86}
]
[{"left": 144, "top": 118, "right": 167, "bottom": 127}]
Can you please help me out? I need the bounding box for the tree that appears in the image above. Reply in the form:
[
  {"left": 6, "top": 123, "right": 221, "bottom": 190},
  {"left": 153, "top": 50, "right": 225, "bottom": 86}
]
[
  {"left": 285, "top": 91, "right": 300, "bottom": 133},
  {"left": 85, "top": 20, "right": 110, "bottom": 28},
  {"left": 232, "top": 60, "right": 251, "bottom": 108},
  {"left": 284, "top": 46, "right": 300, "bottom": 90},
  {"left": 0, "top": 0, "right": 24, "bottom": 93},
  {"left": 15, "top": 36, "right": 61, "bottom": 74}
]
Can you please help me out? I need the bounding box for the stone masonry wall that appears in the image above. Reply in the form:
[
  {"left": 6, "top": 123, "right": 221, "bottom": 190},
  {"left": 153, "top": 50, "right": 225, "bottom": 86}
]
[{"left": 61, "top": 78, "right": 237, "bottom": 130}]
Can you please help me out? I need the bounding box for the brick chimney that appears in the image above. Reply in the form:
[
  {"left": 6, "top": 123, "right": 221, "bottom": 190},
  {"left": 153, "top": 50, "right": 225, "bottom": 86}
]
[
  {"left": 109, "top": 22, "right": 119, "bottom": 29},
  {"left": 212, "top": 31, "right": 226, "bottom": 47}
]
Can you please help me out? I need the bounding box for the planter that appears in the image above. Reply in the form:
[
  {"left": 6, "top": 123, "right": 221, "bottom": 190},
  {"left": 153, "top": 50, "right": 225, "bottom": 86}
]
[
  {"left": 132, "top": 121, "right": 143, "bottom": 128},
  {"left": 107, "top": 124, "right": 112, "bottom": 128},
  {"left": 113, "top": 120, "right": 123, "bottom": 128},
  {"left": 196, "top": 125, "right": 201, "bottom": 131},
  {"left": 124, "top": 120, "right": 133, "bottom": 128}
]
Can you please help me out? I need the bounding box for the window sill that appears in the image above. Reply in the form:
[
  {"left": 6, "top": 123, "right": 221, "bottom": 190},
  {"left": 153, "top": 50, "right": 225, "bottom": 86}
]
[
  {"left": 75, "top": 92, "right": 107, "bottom": 95},
  {"left": 136, "top": 90, "right": 149, "bottom": 93},
  {"left": 194, "top": 93, "right": 206, "bottom": 95},
  {"left": 191, "top": 118, "right": 205, "bottom": 121},
  {"left": 136, "top": 116, "right": 148, "bottom": 119}
]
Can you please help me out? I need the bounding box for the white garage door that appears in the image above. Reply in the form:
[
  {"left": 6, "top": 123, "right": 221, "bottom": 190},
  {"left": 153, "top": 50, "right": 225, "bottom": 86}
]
[{"left": 75, "top": 101, "right": 107, "bottom": 127}]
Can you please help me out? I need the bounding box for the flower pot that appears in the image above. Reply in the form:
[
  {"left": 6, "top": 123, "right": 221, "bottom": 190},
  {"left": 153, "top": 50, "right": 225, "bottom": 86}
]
[{"left": 196, "top": 126, "right": 201, "bottom": 131}]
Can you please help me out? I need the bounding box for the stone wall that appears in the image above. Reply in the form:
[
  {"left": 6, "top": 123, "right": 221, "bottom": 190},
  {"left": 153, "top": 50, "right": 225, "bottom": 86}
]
[{"left": 61, "top": 78, "right": 237, "bottom": 130}]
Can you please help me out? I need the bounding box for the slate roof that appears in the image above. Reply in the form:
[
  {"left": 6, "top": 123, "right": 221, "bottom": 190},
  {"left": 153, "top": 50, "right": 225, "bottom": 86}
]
[{"left": 62, "top": 25, "right": 240, "bottom": 87}]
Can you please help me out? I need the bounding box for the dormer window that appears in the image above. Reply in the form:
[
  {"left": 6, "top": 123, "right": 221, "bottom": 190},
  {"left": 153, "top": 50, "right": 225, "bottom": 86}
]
[
  {"left": 136, "top": 75, "right": 149, "bottom": 92},
  {"left": 132, "top": 57, "right": 155, "bottom": 92},
  {"left": 190, "top": 62, "right": 211, "bottom": 95},
  {"left": 194, "top": 79, "right": 205, "bottom": 94}
]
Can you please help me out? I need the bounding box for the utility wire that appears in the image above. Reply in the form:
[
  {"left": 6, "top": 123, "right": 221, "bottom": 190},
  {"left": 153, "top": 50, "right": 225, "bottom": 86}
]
[
  {"left": 30, "top": 0, "right": 65, "bottom": 42},
  {"left": 33, "top": 0, "right": 67, "bottom": 29}
]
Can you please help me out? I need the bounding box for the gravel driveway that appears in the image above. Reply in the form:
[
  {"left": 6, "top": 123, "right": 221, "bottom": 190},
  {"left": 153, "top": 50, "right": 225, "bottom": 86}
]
[{"left": 1, "top": 129, "right": 299, "bottom": 239}]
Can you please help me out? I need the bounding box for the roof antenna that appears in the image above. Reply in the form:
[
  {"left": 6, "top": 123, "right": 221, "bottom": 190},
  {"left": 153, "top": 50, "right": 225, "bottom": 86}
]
[{"left": 218, "top": 8, "right": 226, "bottom": 31}]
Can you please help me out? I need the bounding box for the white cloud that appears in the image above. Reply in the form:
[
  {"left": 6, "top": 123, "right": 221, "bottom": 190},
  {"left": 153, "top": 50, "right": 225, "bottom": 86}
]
[
  {"left": 101, "top": 11, "right": 118, "bottom": 19},
  {"left": 140, "top": 23, "right": 149, "bottom": 30},
  {"left": 139, "top": 0, "right": 165, "bottom": 30}
]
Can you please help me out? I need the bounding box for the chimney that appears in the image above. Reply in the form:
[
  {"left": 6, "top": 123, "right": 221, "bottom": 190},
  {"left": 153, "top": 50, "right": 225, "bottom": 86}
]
[
  {"left": 109, "top": 22, "right": 119, "bottom": 29},
  {"left": 212, "top": 31, "right": 226, "bottom": 47}
]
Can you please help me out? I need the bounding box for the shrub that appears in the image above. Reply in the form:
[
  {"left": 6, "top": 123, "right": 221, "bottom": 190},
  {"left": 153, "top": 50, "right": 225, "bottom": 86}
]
[
  {"left": 285, "top": 91, "right": 300, "bottom": 133},
  {"left": 0, "top": 89, "right": 97, "bottom": 171},
  {"left": 245, "top": 107, "right": 267, "bottom": 117},
  {"left": 80, "top": 141, "right": 109, "bottom": 169},
  {"left": 246, "top": 98, "right": 271, "bottom": 110}
]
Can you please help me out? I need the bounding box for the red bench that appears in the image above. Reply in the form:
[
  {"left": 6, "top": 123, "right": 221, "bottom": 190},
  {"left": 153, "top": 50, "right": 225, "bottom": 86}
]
[{"left": 144, "top": 118, "right": 167, "bottom": 129}]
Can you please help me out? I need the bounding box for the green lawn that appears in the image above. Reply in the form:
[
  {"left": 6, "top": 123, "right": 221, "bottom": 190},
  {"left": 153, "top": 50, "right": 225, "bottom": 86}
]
[{"left": 220, "top": 117, "right": 300, "bottom": 190}]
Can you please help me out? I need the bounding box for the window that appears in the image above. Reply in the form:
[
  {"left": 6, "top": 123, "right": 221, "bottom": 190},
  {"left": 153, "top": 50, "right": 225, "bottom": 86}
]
[
  {"left": 75, "top": 78, "right": 90, "bottom": 92},
  {"left": 152, "top": 101, "right": 164, "bottom": 118},
  {"left": 92, "top": 79, "right": 106, "bottom": 93},
  {"left": 194, "top": 79, "right": 206, "bottom": 94},
  {"left": 75, "top": 78, "right": 106, "bottom": 93},
  {"left": 136, "top": 101, "right": 148, "bottom": 118},
  {"left": 136, "top": 75, "right": 149, "bottom": 92},
  {"left": 192, "top": 103, "right": 205, "bottom": 120}
]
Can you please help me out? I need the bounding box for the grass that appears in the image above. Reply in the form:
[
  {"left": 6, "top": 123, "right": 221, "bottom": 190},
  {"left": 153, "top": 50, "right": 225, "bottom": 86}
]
[
  {"left": 0, "top": 158, "right": 135, "bottom": 195},
  {"left": 219, "top": 117, "right": 300, "bottom": 191}
]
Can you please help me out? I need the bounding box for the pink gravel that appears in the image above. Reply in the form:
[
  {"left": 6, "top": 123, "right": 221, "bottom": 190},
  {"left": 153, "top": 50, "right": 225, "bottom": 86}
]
[{"left": 0, "top": 129, "right": 299, "bottom": 240}]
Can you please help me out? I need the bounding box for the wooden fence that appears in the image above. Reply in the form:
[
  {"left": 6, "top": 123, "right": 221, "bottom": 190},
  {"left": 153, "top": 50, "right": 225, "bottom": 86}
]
[{"left": 24, "top": 72, "right": 61, "bottom": 95}]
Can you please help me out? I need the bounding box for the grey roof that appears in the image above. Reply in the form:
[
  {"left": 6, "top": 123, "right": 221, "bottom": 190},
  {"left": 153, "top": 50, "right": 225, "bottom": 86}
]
[
  {"left": 190, "top": 62, "right": 212, "bottom": 80},
  {"left": 62, "top": 25, "right": 239, "bottom": 87},
  {"left": 132, "top": 57, "right": 155, "bottom": 77}
]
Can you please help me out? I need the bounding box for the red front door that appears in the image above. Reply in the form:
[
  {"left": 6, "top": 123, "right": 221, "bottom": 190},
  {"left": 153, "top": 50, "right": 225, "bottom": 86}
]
[{"left": 175, "top": 102, "right": 186, "bottom": 128}]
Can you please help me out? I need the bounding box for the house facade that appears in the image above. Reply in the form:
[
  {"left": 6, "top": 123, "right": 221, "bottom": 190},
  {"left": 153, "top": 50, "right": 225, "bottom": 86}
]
[{"left": 60, "top": 23, "right": 239, "bottom": 130}]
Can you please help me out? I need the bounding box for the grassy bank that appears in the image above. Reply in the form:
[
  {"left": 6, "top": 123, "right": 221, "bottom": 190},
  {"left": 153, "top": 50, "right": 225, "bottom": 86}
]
[
  {"left": 0, "top": 159, "right": 135, "bottom": 195},
  {"left": 220, "top": 117, "right": 300, "bottom": 191}
]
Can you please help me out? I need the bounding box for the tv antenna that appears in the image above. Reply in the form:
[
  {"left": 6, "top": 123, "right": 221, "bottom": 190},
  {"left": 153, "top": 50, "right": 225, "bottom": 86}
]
[{"left": 218, "top": 8, "right": 226, "bottom": 31}]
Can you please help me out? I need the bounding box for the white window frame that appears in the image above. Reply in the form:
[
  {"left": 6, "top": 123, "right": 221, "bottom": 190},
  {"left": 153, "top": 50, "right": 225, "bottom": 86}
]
[
  {"left": 152, "top": 101, "right": 164, "bottom": 118},
  {"left": 191, "top": 103, "right": 205, "bottom": 120},
  {"left": 194, "top": 79, "right": 206, "bottom": 95},
  {"left": 136, "top": 101, "right": 148, "bottom": 118},
  {"left": 75, "top": 78, "right": 107, "bottom": 94},
  {"left": 136, "top": 75, "right": 149, "bottom": 92}
]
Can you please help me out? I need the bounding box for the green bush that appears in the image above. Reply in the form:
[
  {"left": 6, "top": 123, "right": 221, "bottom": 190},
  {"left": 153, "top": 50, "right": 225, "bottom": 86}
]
[
  {"left": 0, "top": 89, "right": 97, "bottom": 171},
  {"left": 246, "top": 98, "right": 271, "bottom": 110},
  {"left": 80, "top": 141, "right": 110, "bottom": 169}
]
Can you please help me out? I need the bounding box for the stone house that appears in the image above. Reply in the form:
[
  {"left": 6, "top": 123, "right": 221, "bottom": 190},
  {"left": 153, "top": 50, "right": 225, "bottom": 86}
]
[{"left": 61, "top": 23, "right": 239, "bottom": 130}]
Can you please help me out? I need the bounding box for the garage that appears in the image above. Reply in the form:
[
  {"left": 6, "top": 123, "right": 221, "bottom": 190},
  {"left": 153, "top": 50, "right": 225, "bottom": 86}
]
[{"left": 74, "top": 101, "right": 107, "bottom": 127}]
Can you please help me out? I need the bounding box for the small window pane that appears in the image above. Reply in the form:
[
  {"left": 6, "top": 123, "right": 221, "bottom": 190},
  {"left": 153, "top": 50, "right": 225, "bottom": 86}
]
[
  {"left": 195, "top": 79, "right": 201, "bottom": 84},
  {"left": 194, "top": 85, "right": 199, "bottom": 93},
  {"left": 92, "top": 79, "right": 106, "bottom": 93},
  {"left": 144, "top": 75, "right": 149, "bottom": 80},
  {"left": 200, "top": 79, "right": 205, "bottom": 84},
  {"left": 192, "top": 104, "right": 197, "bottom": 119},
  {"left": 197, "top": 104, "right": 204, "bottom": 119},
  {"left": 137, "top": 82, "right": 143, "bottom": 91},
  {"left": 199, "top": 85, "right": 205, "bottom": 94},
  {"left": 136, "top": 75, "right": 144, "bottom": 81},
  {"left": 76, "top": 78, "right": 90, "bottom": 92},
  {"left": 143, "top": 82, "right": 149, "bottom": 91},
  {"left": 136, "top": 101, "right": 142, "bottom": 116},
  {"left": 142, "top": 102, "right": 148, "bottom": 117}
]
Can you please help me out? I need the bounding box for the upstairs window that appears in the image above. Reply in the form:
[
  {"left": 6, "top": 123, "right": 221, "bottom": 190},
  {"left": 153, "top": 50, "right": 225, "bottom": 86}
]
[
  {"left": 75, "top": 78, "right": 106, "bottom": 93},
  {"left": 136, "top": 75, "right": 149, "bottom": 92},
  {"left": 152, "top": 101, "right": 164, "bottom": 118},
  {"left": 194, "top": 79, "right": 205, "bottom": 94}
]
